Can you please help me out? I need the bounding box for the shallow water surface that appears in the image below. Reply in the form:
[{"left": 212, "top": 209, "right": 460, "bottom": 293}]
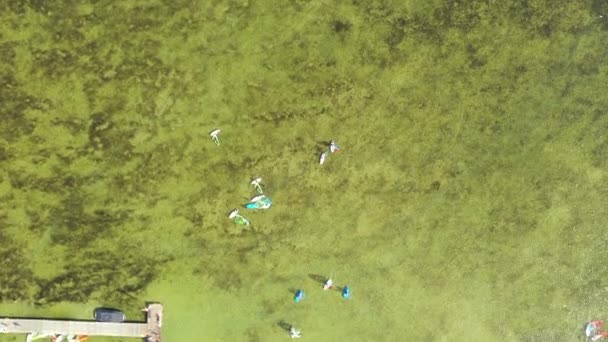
[{"left": 1, "top": 1, "right": 608, "bottom": 341}]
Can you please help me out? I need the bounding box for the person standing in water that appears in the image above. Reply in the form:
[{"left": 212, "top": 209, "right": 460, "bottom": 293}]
[
  {"left": 329, "top": 140, "right": 341, "bottom": 153},
  {"left": 251, "top": 177, "right": 263, "bottom": 194},
  {"left": 323, "top": 278, "right": 334, "bottom": 290},
  {"left": 209, "top": 129, "right": 221, "bottom": 145},
  {"left": 320, "top": 140, "right": 341, "bottom": 165},
  {"left": 289, "top": 325, "right": 302, "bottom": 338},
  {"left": 586, "top": 321, "right": 608, "bottom": 341}
]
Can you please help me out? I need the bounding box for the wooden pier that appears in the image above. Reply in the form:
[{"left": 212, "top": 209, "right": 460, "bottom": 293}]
[{"left": 0, "top": 303, "right": 162, "bottom": 341}]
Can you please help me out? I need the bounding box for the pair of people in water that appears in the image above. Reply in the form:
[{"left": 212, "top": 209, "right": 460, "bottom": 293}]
[
  {"left": 319, "top": 140, "right": 341, "bottom": 165},
  {"left": 587, "top": 320, "right": 608, "bottom": 341},
  {"left": 324, "top": 278, "right": 351, "bottom": 299},
  {"left": 288, "top": 278, "right": 350, "bottom": 338}
]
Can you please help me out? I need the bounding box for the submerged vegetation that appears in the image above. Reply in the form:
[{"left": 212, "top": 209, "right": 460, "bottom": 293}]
[{"left": 1, "top": 0, "right": 608, "bottom": 341}]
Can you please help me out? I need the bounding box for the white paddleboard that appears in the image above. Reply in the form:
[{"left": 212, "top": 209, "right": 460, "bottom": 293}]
[{"left": 319, "top": 152, "right": 327, "bottom": 165}]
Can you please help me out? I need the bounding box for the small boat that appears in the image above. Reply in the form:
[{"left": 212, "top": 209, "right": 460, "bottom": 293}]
[
  {"left": 294, "top": 289, "right": 304, "bottom": 303},
  {"left": 245, "top": 195, "right": 272, "bottom": 210},
  {"left": 229, "top": 209, "right": 250, "bottom": 226},
  {"left": 342, "top": 286, "right": 351, "bottom": 299}
]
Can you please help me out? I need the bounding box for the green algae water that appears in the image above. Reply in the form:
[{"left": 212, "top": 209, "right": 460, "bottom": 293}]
[{"left": 1, "top": 1, "right": 608, "bottom": 341}]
